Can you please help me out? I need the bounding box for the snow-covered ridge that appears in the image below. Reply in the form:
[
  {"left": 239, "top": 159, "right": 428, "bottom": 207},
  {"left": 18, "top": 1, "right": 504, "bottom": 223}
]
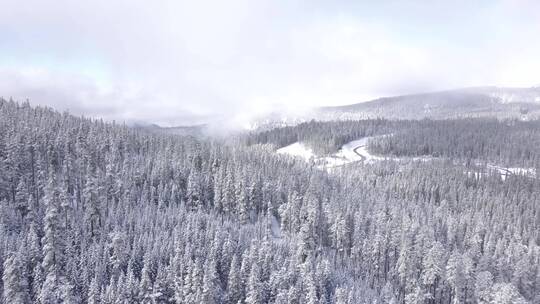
[
  {"left": 482, "top": 87, "right": 540, "bottom": 104},
  {"left": 246, "top": 86, "right": 540, "bottom": 130}
]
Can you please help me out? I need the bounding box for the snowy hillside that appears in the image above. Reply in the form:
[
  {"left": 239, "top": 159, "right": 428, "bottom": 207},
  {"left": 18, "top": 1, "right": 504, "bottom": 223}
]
[
  {"left": 316, "top": 87, "right": 540, "bottom": 121},
  {"left": 276, "top": 142, "right": 315, "bottom": 161},
  {"left": 468, "top": 86, "right": 540, "bottom": 104},
  {"left": 245, "top": 87, "right": 540, "bottom": 130}
]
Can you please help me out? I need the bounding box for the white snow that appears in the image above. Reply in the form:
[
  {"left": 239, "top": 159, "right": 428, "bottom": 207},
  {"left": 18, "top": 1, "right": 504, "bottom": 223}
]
[
  {"left": 483, "top": 164, "right": 536, "bottom": 180},
  {"left": 465, "top": 166, "right": 536, "bottom": 181},
  {"left": 346, "top": 137, "right": 387, "bottom": 164},
  {"left": 323, "top": 138, "right": 367, "bottom": 167},
  {"left": 270, "top": 215, "right": 282, "bottom": 238},
  {"left": 276, "top": 142, "right": 315, "bottom": 161},
  {"left": 276, "top": 136, "right": 393, "bottom": 170}
]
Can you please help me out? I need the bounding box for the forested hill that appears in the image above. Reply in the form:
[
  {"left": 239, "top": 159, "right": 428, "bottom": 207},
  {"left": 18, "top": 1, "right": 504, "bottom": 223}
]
[
  {"left": 247, "top": 87, "right": 540, "bottom": 130},
  {"left": 1, "top": 98, "right": 539, "bottom": 303},
  {"left": 247, "top": 118, "right": 540, "bottom": 168},
  {"left": 316, "top": 87, "right": 540, "bottom": 121}
]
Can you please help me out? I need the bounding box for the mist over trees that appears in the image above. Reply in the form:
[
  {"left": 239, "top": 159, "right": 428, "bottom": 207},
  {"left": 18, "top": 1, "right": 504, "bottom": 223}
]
[{"left": 0, "top": 98, "right": 539, "bottom": 303}]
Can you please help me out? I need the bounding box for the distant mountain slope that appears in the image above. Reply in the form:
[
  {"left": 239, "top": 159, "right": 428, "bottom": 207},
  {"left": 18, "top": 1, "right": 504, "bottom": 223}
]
[
  {"left": 316, "top": 86, "right": 540, "bottom": 120},
  {"left": 137, "top": 86, "right": 540, "bottom": 132},
  {"left": 134, "top": 123, "right": 207, "bottom": 137},
  {"left": 465, "top": 86, "right": 540, "bottom": 104}
]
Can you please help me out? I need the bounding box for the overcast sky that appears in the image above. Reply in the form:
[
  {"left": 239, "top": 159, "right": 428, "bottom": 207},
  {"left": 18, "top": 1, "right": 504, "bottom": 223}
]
[{"left": 1, "top": 0, "right": 540, "bottom": 126}]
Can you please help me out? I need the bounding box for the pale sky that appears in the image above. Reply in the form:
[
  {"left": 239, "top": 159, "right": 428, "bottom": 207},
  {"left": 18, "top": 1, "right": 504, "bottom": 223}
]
[{"left": 1, "top": 0, "right": 540, "bottom": 126}]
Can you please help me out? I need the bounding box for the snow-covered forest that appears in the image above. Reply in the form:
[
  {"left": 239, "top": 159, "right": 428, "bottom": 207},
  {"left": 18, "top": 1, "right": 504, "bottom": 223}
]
[
  {"left": 0, "top": 98, "right": 539, "bottom": 303},
  {"left": 246, "top": 119, "right": 540, "bottom": 168},
  {"left": 367, "top": 119, "right": 540, "bottom": 168}
]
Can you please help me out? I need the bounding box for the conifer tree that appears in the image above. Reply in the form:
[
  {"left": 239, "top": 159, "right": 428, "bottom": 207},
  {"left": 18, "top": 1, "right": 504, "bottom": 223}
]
[{"left": 2, "top": 247, "right": 30, "bottom": 304}]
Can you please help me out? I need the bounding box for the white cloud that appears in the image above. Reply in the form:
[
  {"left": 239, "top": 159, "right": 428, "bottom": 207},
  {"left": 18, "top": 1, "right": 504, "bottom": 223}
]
[{"left": 0, "top": 0, "right": 539, "bottom": 126}]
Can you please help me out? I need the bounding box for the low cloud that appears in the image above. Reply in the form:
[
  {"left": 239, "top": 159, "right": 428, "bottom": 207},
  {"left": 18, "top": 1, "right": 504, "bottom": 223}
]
[{"left": 1, "top": 0, "right": 539, "bottom": 126}]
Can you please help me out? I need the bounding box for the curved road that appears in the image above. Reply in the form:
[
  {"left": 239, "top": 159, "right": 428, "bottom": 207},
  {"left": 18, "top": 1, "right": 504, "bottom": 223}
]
[
  {"left": 323, "top": 141, "right": 369, "bottom": 170},
  {"left": 352, "top": 145, "right": 367, "bottom": 162}
]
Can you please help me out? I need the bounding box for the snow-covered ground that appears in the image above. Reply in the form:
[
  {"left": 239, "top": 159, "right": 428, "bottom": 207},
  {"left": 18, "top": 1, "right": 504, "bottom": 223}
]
[
  {"left": 276, "top": 136, "right": 394, "bottom": 170},
  {"left": 346, "top": 138, "right": 386, "bottom": 164},
  {"left": 276, "top": 139, "right": 365, "bottom": 169},
  {"left": 323, "top": 139, "right": 367, "bottom": 167},
  {"left": 481, "top": 164, "right": 536, "bottom": 180},
  {"left": 465, "top": 161, "right": 536, "bottom": 180},
  {"left": 466, "top": 167, "right": 536, "bottom": 181},
  {"left": 276, "top": 142, "right": 315, "bottom": 161}
]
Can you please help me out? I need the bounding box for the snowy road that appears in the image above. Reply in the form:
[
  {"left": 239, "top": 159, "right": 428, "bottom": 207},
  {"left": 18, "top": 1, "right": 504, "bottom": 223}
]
[{"left": 277, "top": 136, "right": 389, "bottom": 170}]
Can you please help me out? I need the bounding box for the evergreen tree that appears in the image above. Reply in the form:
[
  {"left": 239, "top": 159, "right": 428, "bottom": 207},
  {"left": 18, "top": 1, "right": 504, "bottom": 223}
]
[
  {"left": 39, "top": 170, "right": 66, "bottom": 304},
  {"left": 2, "top": 247, "right": 30, "bottom": 304}
]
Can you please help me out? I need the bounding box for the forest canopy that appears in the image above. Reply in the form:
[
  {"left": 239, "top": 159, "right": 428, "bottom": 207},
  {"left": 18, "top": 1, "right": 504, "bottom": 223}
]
[{"left": 0, "top": 98, "right": 538, "bottom": 304}]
